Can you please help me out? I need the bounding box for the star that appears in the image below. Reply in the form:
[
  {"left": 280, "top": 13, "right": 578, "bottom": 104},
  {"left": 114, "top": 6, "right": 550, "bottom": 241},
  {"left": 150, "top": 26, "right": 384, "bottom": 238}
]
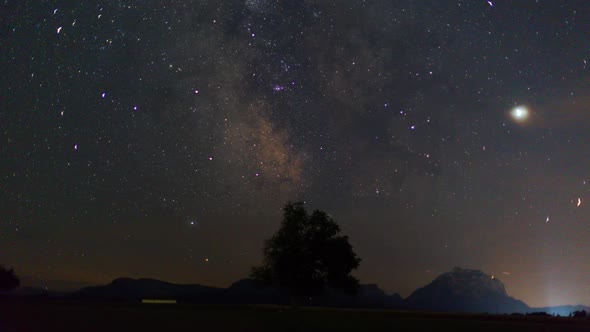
[{"left": 510, "top": 106, "right": 529, "bottom": 122}]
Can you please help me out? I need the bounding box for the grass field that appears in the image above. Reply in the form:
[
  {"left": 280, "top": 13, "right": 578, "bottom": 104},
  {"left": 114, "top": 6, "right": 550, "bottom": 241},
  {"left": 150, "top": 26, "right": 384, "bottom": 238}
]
[{"left": 2, "top": 299, "right": 590, "bottom": 332}]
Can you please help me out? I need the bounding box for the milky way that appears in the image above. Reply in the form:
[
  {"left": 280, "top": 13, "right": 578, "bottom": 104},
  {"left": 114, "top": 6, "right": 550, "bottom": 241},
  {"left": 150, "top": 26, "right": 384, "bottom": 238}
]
[{"left": 1, "top": 1, "right": 589, "bottom": 306}]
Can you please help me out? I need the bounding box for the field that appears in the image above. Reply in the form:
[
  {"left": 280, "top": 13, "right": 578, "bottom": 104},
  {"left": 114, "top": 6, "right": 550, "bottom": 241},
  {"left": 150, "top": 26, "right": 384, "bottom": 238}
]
[{"left": 2, "top": 299, "right": 590, "bottom": 332}]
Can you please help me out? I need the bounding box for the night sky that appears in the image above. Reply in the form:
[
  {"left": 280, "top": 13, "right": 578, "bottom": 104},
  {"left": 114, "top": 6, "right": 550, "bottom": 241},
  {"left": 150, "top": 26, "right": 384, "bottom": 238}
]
[{"left": 2, "top": 1, "right": 589, "bottom": 307}]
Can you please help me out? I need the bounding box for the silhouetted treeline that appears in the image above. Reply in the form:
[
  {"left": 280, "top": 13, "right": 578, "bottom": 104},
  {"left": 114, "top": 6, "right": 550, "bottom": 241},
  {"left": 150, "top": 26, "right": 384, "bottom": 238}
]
[{"left": 0, "top": 265, "right": 19, "bottom": 291}]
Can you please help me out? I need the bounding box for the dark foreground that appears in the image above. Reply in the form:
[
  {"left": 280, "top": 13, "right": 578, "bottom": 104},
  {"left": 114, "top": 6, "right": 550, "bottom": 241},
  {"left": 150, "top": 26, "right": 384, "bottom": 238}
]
[{"left": 2, "top": 299, "right": 590, "bottom": 332}]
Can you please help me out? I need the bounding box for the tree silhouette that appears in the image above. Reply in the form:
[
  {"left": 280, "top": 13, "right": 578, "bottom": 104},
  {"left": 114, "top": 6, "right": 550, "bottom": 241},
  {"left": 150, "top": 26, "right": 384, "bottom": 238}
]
[
  {"left": 251, "top": 202, "right": 361, "bottom": 298},
  {"left": 0, "top": 265, "right": 20, "bottom": 291},
  {"left": 572, "top": 310, "right": 587, "bottom": 318}
]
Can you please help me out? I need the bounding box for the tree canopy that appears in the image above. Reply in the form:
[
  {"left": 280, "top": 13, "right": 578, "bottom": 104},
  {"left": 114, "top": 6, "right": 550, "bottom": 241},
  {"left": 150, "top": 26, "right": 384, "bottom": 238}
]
[
  {"left": 0, "top": 265, "right": 20, "bottom": 291},
  {"left": 251, "top": 202, "right": 361, "bottom": 297}
]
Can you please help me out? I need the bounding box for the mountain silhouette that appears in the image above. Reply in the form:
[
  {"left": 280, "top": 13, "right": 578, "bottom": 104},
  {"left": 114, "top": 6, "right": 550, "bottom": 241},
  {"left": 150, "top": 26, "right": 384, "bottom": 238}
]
[
  {"left": 74, "top": 278, "right": 220, "bottom": 300},
  {"left": 406, "top": 267, "right": 529, "bottom": 313},
  {"left": 72, "top": 277, "right": 401, "bottom": 307},
  {"left": 14, "top": 267, "right": 587, "bottom": 315}
]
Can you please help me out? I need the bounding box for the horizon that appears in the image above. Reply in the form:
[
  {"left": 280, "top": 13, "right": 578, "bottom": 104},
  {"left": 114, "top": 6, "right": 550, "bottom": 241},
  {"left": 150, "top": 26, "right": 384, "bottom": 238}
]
[
  {"left": 3, "top": 1, "right": 590, "bottom": 311},
  {"left": 17, "top": 266, "right": 589, "bottom": 309}
]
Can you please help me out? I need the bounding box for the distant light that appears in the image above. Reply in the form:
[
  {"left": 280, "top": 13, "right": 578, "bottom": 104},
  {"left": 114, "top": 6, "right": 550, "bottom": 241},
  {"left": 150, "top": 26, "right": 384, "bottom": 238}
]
[
  {"left": 142, "top": 299, "right": 177, "bottom": 304},
  {"left": 513, "top": 107, "right": 526, "bottom": 118},
  {"left": 510, "top": 106, "right": 529, "bottom": 122},
  {"left": 101, "top": 92, "right": 106, "bottom": 98}
]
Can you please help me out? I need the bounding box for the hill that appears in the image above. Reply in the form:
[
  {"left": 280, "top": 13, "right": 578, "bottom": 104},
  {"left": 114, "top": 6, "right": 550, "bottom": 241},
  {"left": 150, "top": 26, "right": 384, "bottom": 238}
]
[
  {"left": 14, "top": 267, "right": 589, "bottom": 315},
  {"left": 72, "top": 277, "right": 402, "bottom": 308},
  {"left": 74, "top": 278, "right": 220, "bottom": 301},
  {"left": 406, "top": 267, "right": 529, "bottom": 313}
]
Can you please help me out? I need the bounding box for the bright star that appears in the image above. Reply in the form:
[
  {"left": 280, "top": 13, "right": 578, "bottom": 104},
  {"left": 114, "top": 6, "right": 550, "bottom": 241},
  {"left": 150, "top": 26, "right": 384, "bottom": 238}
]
[{"left": 510, "top": 106, "right": 529, "bottom": 122}]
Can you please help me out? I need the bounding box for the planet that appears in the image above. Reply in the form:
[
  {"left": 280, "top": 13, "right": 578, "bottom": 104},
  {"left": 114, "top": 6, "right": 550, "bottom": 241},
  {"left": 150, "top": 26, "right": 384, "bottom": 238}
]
[{"left": 510, "top": 106, "right": 529, "bottom": 122}]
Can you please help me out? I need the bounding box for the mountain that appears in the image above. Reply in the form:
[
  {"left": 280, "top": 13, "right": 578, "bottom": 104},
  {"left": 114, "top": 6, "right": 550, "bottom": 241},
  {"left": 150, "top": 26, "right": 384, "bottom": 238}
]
[
  {"left": 406, "top": 267, "right": 529, "bottom": 314},
  {"left": 74, "top": 278, "right": 220, "bottom": 300},
  {"left": 19, "top": 268, "right": 590, "bottom": 314},
  {"left": 223, "top": 278, "right": 404, "bottom": 308},
  {"left": 72, "top": 277, "right": 402, "bottom": 308},
  {"left": 223, "top": 278, "right": 290, "bottom": 304},
  {"left": 356, "top": 284, "right": 405, "bottom": 308}
]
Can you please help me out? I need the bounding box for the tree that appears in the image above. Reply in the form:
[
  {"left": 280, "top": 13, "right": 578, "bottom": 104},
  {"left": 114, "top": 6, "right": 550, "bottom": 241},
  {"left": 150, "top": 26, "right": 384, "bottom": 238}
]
[
  {"left": 0, "top": 265, "right": 20, "bottom": 291},
  {"left": 251, "top": 202, "right": 361, "bottom": 298},
  {"left": 572, "top": 310, "right": 587, "bottom": 318}
]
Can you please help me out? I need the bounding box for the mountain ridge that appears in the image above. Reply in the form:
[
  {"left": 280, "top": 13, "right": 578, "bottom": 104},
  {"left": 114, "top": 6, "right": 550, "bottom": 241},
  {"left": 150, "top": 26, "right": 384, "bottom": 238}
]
[
  {"left": 7, "top": 267, "right": 586, "bottom": 315},
  {"left": 406, "top": 267, "right": 529, "bottom": 313}
]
